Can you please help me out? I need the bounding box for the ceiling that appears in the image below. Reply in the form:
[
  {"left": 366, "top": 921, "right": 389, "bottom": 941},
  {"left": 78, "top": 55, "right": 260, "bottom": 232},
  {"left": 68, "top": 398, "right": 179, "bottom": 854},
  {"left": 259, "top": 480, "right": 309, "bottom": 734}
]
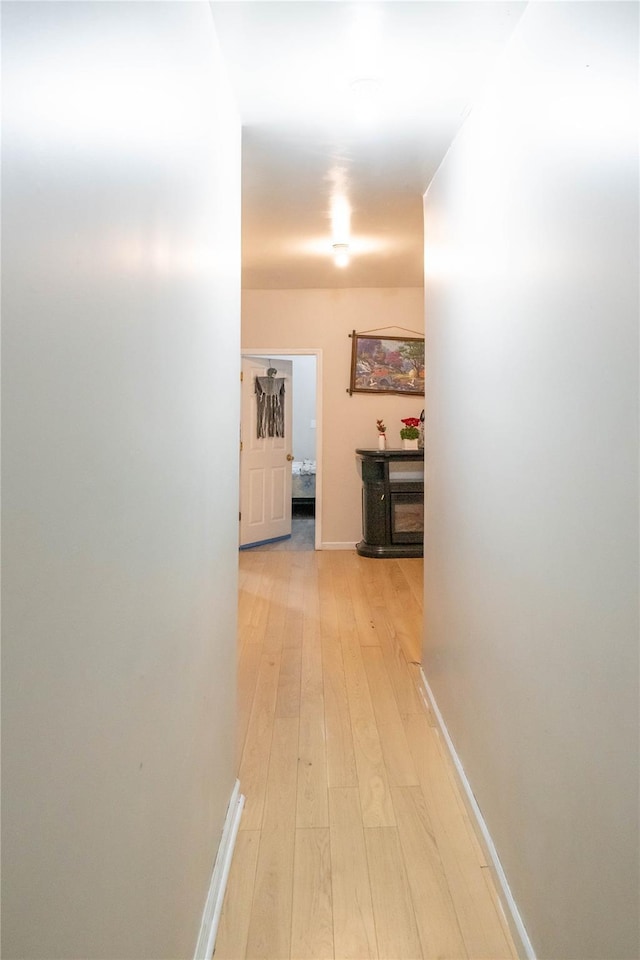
[{"left": 211, "top": 1, "right": 527, "bottom": 289}]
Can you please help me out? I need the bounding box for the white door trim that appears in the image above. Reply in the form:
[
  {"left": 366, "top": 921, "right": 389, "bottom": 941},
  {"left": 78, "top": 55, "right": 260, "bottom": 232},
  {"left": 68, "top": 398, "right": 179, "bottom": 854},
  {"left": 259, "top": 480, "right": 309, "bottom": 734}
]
[{"left": 241, "top": 348, "right": 323, "bottom": 550}]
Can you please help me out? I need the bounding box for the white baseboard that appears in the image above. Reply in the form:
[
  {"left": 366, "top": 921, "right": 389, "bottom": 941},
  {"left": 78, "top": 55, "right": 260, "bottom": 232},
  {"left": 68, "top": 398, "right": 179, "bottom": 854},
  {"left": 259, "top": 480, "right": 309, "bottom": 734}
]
[
  {"left": 419, "top": 670, "right": 536, "bottom": 960},
  {"left": 193, "top": 780, "right": 245, "bottom": 960},
  {"left": 321, "top": 541, "right": 357, "bottom": 551}
]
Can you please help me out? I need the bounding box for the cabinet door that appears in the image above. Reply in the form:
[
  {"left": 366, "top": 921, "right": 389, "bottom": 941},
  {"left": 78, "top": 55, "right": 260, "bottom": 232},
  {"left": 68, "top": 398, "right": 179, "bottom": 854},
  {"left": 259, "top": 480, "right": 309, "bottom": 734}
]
[
  {"left": 362, "top": 482, "right": 388, "bottom": 545},
  {"left": 390, "top": 491, "right": 424, "bottom": 543}
]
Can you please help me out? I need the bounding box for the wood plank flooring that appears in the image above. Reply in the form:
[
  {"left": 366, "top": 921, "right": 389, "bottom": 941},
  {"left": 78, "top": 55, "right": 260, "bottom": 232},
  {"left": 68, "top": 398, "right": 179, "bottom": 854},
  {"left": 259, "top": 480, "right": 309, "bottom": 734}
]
[{"left": 215, "top": 550, "right": 518, "bottom": 960}]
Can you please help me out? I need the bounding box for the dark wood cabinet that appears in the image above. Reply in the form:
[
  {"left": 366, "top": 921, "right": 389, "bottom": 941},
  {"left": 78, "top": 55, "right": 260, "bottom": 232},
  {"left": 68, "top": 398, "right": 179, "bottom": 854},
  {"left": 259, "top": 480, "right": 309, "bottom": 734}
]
[{"left": 355, "top": 448, "right": 424, "bottom": 558}]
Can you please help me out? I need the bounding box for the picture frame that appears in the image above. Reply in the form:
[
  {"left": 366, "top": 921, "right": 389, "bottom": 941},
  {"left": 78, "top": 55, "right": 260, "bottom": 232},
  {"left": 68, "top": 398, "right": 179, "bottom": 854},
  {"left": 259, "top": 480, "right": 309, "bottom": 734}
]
[{"left": 349, "top": 333, "right": 425, "bottom": 396}]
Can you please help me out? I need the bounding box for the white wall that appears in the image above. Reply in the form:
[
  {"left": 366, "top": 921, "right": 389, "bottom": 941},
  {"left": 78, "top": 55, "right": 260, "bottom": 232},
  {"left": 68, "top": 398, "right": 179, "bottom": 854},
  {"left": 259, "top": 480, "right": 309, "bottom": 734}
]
[
  {"left": 242, "top": 288, "right": 424, "bottom": 546},
  {"left": 423, "top": 3, "right": 639, "bottom": 958},
  {"left": 1, "top": 4, "right": 241, "bottom": 958}
]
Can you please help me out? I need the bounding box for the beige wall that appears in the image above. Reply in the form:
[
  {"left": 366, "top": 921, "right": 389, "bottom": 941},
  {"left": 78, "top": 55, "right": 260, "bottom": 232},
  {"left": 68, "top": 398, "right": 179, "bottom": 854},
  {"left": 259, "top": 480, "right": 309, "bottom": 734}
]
[
  {"left": 243, "top": 288, "right": 424, "bottom": 546},
  {"left": 1, "top": 4, "right": 240, "bottom": 958},
  {"left": 423, "top": 3, "right": 639, "bottom": 958}
]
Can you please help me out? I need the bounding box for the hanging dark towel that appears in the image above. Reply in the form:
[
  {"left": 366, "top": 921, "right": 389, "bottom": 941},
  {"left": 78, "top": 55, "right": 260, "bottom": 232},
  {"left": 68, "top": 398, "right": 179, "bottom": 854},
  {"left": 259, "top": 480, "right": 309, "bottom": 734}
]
[{"left": 255, "top": 377, "right": 285, "bottom": 438}]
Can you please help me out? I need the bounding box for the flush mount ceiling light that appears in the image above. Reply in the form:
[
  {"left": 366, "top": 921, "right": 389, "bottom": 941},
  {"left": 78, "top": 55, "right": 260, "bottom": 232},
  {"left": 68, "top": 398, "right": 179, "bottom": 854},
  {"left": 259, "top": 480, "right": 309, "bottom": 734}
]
[
  {"left": 332, "top": 242, "right": 350, "bottom": 268},
  {"left": 349, "top": 77, "right": 382, "bottom": 100},
  {"left": 329, "top": 181, "right": 351, "bottom": 267},
  {"left": 349, "top": 77, "right": 383, "bottom": 125}
]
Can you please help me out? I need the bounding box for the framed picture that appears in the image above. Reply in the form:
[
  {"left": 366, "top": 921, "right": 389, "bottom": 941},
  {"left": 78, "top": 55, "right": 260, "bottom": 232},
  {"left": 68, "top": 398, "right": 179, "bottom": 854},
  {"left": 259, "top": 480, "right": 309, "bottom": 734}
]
[{"left": 349, "top": 333, "right": 425, "bottom": 396}]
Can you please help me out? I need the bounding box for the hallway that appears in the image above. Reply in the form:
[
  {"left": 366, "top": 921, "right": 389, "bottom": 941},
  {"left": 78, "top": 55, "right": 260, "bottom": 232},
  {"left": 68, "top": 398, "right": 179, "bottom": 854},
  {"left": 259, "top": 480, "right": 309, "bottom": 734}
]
[{"left": 215, "top": 551, "right": 518, "bottom": 960}]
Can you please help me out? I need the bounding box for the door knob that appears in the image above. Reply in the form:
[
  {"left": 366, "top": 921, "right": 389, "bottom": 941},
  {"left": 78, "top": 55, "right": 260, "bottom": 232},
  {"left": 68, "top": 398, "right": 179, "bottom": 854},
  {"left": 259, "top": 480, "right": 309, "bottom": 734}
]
[{"left": 286, "top": 454, "right": 295, "bottom": 461}]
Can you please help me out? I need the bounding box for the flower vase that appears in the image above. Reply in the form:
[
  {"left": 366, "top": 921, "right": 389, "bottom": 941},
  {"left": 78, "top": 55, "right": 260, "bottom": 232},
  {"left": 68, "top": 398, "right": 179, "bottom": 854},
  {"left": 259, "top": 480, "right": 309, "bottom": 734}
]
[
  {"left": 378, "top": 434, "right": 386, "bottom": 450},
  {"left": 402, "top": 438, "right": 419, "bottom": 450}
]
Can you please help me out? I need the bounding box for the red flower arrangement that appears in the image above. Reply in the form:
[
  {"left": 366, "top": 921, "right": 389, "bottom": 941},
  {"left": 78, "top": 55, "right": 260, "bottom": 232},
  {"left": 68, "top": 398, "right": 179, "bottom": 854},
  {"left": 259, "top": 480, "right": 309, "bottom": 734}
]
[{"left": 400, "top": 417, "right": 420, "bottom": 440}]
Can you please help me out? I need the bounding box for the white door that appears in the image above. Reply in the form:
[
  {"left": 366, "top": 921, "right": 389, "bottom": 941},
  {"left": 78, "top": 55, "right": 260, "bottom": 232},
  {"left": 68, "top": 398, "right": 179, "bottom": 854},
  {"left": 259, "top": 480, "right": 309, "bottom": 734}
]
[{"left": 240, "top": 356, "right": 293, "bottom": 548}]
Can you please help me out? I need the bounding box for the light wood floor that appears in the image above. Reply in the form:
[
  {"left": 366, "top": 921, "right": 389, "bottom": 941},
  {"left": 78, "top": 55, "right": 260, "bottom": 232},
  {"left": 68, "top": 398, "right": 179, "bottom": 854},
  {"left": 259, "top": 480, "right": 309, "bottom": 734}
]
[{"left": 215, "top": 550, "right": 518, "bottom": 960}]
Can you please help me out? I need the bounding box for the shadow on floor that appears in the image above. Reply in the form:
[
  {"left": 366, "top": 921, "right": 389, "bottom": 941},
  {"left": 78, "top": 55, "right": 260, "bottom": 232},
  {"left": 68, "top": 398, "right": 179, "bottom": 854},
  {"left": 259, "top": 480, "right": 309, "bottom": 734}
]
[{"left": 243, "top": 518, "right": 315, "bottom": 552}]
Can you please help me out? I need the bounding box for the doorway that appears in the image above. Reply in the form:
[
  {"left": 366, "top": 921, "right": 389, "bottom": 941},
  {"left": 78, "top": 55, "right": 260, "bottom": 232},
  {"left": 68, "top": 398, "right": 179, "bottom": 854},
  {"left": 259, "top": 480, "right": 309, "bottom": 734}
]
[{"left": 240, "top": 348, "right": 322, "bottom": 551}]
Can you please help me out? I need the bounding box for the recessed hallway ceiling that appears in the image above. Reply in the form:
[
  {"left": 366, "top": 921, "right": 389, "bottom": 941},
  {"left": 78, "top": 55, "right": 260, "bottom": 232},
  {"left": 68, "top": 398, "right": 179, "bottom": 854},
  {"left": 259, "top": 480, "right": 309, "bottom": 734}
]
[{"left": 211, "top": 1, "right": 526, "bottom": 289}]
